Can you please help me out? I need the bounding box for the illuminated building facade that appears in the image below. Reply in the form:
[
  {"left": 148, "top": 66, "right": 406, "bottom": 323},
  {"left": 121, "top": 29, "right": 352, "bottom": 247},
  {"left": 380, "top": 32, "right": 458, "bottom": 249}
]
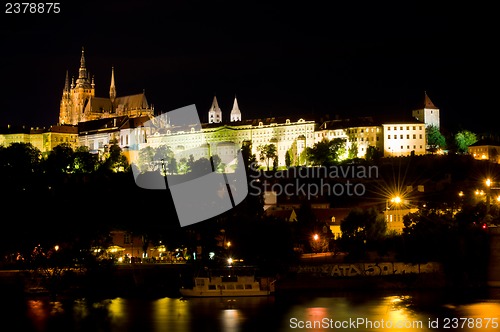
[
  {"left": 2, "top": 49, "right": 439, "bottom": 166},
  {"left": 468, "top": 139, "right": 500, "bottom": 164}
]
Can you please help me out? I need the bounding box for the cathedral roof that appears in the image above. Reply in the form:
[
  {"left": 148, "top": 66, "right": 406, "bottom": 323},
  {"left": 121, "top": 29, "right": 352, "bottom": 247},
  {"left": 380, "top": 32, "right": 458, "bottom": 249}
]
[
  {"left": 115, "top": 93, "right": 149, "bottom": 110},
  {"left": 85, "top": 97, "right": 113, "bottom": 113}
]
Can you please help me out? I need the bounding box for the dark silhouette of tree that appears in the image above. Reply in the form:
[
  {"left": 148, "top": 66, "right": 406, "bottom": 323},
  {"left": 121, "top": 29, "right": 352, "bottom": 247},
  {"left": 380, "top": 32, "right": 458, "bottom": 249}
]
[
  {"left": 339, "top": 207, "right": 386, "bottom": 259},
  {"left": 44, "top": 143, "right": 75, "bottom": 175},
  {"left": 211, "top": 154, "right": 222, "bottom": 172},
  {"left": 0, "top": 142, "right": 42, "bottom": 192},
  {"left": 188, "top": 157, "right": 212, "bottom": 176},
  {"left": 365, "top": 145, "right": 383, "bottom": 163}
]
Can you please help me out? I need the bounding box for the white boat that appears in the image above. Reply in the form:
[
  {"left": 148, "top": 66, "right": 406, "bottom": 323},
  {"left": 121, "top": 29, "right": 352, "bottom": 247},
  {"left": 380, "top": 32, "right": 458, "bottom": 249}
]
[{"left": 180, "top": 272, "right": 275, "bottom": 297}]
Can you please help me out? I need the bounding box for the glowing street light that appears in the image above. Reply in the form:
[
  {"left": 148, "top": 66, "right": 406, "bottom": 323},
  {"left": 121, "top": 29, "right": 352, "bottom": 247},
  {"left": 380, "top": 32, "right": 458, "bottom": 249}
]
[
  {"left": 391, "top": 196, "right": 402, "bottom": 204},
  {"left": 485, "top": 178, "right": 492, "bottom": 218}
]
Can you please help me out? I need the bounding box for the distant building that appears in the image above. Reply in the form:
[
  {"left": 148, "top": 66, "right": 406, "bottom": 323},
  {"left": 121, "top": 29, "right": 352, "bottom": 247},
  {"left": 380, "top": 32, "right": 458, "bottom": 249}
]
[
  {"left": 0, "top": 124, "right": 78, "bottom": 155},
  {"left": 468, "top": 138, "right": 500, "bottom": 164}
]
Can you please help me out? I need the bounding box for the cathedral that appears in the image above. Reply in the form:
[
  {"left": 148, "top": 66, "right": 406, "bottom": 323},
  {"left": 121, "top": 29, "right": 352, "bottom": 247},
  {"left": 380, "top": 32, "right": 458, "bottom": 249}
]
[{"left": 59, "top": 48, "right": 154, "bottom": 125}]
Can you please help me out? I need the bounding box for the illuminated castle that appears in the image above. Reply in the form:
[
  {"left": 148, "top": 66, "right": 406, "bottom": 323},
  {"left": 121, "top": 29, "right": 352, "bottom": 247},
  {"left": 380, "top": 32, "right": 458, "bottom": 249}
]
[
  {"left": 59, "top": 48, "right": 153, "bottom": 125},
  {"left": 1, "top": 49, "right": 438, "bottom": 164}
]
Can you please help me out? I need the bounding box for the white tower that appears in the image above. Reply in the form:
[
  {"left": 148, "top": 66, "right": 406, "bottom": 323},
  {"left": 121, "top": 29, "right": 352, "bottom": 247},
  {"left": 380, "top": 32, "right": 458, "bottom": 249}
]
[
  {"left": 230, "top": 95, "right": 242, "bottom": 122},
  {"left": 412, "top": 91, "right": 440, "bottom": 129},
  {"left": 208, "top": 96, "right": 222, "bottom": 123}
]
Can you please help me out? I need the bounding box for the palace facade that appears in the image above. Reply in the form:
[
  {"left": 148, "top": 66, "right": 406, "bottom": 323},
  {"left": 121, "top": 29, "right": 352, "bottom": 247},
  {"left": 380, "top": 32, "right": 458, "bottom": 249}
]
[{"left": 1, "top": 49, "right": 439, "bottom": 168}]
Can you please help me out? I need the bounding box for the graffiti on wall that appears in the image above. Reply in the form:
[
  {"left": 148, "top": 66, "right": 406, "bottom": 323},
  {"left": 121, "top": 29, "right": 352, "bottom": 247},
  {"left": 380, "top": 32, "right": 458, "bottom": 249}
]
[{"left": 293, "top": 262, "right": 442, "bottom": 277}]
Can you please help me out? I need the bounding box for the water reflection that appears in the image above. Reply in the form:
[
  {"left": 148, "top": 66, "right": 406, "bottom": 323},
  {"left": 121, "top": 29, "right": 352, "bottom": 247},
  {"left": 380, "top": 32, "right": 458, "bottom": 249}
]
[{"left": 13, "top": 290, "right": 500, "bottom": 332}]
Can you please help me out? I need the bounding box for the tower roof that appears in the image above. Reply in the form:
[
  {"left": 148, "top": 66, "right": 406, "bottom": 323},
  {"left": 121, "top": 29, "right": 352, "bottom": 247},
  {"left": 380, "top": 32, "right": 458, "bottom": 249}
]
[
  {"left": 423, "top": 91, "right": 438, "bottom": 109},
  {"left": 231, "top": 96, "right": 241, "bottom": 115},
  {"left": 210, "top": 96, "right": 221, "bottom": 111}
]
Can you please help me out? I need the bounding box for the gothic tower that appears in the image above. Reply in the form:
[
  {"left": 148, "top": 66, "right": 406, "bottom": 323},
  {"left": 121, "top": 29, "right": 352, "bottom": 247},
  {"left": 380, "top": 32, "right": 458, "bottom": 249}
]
[
  {"left": 59, "top": 70, "right": 72, "bottom": 125},
  {"left": 59, "top": 48, "right": 95, "bottom": 125},
  {"left": 109, "top": 66, "right": 116, "bottom": 104}
]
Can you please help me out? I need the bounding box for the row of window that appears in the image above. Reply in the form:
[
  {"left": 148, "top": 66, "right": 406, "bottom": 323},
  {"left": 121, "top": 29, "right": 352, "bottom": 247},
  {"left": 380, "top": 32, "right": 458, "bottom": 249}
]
[
  {"left": 207, "top": 284, "right": 255, "bottom": 290},
  {"left": 387, "top": 126, "right": 423, "bottom": 131},
  {"left": 388, "top": 134, "right": 423, "bottom": 139},
  {"left": 348, "top": 136, "right": 380, "bottom": 142},
  {"left": 346, "top": 128, "right": 380, "bottom": 134},
  {"left": 387, "top": 145, "right": 424, "bottom": 150}
]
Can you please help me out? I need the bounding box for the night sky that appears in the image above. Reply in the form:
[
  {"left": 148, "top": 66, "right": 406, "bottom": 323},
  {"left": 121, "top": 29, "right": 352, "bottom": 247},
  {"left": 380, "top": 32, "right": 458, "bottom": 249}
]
[{"left": 1, "top": 1, "right": 497, "bottom": 134}]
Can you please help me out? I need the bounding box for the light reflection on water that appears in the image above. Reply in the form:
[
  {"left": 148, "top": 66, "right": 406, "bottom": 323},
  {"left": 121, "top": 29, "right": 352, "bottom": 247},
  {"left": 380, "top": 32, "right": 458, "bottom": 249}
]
[{"left": 12, "top": 290, "right": 500, "bottom": 332}]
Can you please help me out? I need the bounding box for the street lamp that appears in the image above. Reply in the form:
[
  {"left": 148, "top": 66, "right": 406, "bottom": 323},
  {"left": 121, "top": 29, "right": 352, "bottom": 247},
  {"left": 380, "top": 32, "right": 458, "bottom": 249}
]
[
  {"left": 386, "top": 195, "right": 402, "bottom": 210},
  {"left": 486, "top": 178, "right": 492, "bottom": 219}
]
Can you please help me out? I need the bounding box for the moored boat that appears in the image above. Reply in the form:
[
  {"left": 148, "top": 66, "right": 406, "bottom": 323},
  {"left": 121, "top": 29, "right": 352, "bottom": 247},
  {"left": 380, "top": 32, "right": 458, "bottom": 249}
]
[{"left": 180, "top": 268, "right": 275, "bottom": 297}]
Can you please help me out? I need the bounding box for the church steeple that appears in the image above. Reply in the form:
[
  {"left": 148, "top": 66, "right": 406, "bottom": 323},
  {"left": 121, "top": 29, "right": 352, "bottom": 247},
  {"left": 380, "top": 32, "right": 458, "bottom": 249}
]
[
  {"left": 230, "top": 95, "right": 241, "bottom": 122},
  {"left": 63, "top": 70, "right": 70, "bottom": 95},
  {"left": 109, "top": 66, "right": 116, "bottom": 103},
  {"left": 208, "top": 95, "right": 222, "bottom": 123},
  {"left": 76, "top": 47, "right": 91, "bottom": 88}
]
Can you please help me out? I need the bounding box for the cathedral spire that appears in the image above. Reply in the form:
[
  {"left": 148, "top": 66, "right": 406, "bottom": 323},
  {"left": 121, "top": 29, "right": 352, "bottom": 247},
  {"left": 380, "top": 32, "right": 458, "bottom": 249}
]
[
  {"left": 76, "top": 47, "right": 91, "bottom": 88},
  {"left": 64, "top": 70, "right": 70, "bottom": 93},
  {"left": 79, "top": 47, "right": 87, "bottom": 79},
  {"left": 110, "top": 66, "right": 116, "bottom": 103}
]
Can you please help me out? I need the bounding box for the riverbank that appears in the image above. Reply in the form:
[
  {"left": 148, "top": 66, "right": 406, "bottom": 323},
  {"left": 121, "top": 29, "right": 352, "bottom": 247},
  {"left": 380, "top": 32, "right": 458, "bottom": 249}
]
[
  {"left": 1, "top": 254, "right": 497, "bottom": 301},
  {"left": 0, "top": 263, "right": 193, "bottom": 300}
]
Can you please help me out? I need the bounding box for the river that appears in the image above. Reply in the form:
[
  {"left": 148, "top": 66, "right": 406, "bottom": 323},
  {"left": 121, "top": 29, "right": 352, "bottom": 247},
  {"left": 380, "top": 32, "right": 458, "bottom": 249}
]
[{"left": 3, "top": 288, "right": 500, "bottom": 332}]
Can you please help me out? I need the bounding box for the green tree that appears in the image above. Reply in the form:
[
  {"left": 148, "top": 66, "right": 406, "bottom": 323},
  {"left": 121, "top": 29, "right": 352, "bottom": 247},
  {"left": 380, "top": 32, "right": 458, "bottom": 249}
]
[
  {"left": 99, "top": 144, "right": 128, "bottom": 172},
  {"left": 285, "top": 150, "right": 292, "bottom": 168},
  {"left": 427, "top": 124, "right": 446, "bottom": 153},
  {"left": 365, "top": 145, "right": 383, "bottom": 162},
  {"left": 306, "top": 138, "right": 346, "bottom": 166},
  {"left": 348, "top": 142, "right": 358, "bottom": 159},
  {"left": 137, "top": 146, "right": 155, "bottom": 172},
  {"left": 73, "top": 146, "right": 98, "bottom": 173},
  {"left": 455, "top": 130, "right": 477, "bottom": 154},
  {"left": 257, "top": 144, "right": 277, "bottom": 171},
  {"left": 154, "top": 145, "right": 176, "bottom": 174}
]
